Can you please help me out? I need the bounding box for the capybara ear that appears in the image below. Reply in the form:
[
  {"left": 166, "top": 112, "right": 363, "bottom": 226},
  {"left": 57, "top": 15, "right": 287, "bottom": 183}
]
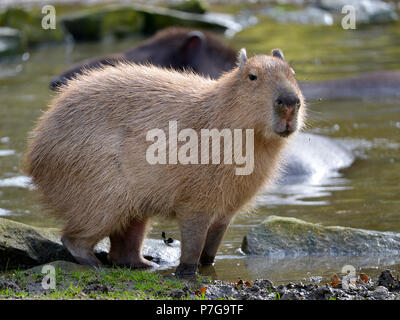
[
  {"left": 272, "top": 49, "right": 284, "bottom": 60},
  {"left": 182, "top": 31, "right": 206, "bottom": 57},
  {"left": 238, "top": 48, "right": 247, "bottom": 71}
]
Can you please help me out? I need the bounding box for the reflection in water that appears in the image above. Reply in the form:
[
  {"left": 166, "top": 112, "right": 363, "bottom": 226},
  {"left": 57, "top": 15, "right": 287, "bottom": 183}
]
[
  {"left": 244, "top": 255, "right": 400, "bottom": 284},
  {"left": 258, "top": 180, "right": 351, "bottom": 206},
  {"left": 0, "top": 176, "right": 32, "bottom": 189},
  {"left": 0, "top": 208, "right": 12, "bottom": 216},
  {"left": 257, "top": 132, "right": 355, "bottom": 206}
]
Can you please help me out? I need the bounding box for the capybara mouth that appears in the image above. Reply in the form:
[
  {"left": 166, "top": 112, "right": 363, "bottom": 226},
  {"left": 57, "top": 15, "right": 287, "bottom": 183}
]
[{"left": 275, "top": 128, "right": 294, "bottom": 137}]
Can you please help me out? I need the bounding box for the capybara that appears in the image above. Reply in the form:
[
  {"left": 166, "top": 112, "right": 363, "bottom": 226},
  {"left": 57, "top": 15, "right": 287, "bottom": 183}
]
[
  {"left": 26, "top": 48, "right": 305, "bottom": 275},
  {"left": 50, "top": 27, "right": 237, "bottom": 89},
  {"left": 50, "top": 27, "right": 400, "bottom": 100}
]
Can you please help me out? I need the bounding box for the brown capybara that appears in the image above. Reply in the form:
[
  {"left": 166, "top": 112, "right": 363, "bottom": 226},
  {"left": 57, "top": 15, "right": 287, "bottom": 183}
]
[
  {"left": 26, "top": 48, "right": 306, "bottom": 275},
  {"left": 50, "top": 27, "right": 237, "bottom": 89}
]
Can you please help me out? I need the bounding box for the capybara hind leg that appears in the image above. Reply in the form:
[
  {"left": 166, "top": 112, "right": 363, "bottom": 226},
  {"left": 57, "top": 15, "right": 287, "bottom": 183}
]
[
  {"left": 175, "top": 214, "right": 210, "bottom": 276},
  {"left": 108, "top": 218, "right": 153, "bottom": 269},
  {"left": 200, "top": 217, "right": 231, "bottom": 266},
  {"left": 61, "top": 236, "right": 102, "bottom": 267}
]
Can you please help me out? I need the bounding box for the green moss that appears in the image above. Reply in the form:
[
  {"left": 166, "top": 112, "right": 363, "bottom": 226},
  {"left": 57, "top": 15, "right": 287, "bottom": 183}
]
[
  {"left": 169, "top": 0, "right": 209, "bottom": 14},
  {"left": 0, "top": 7, "right": 64, "bottom": 46},
  {"left": 101, "top": 8, "right": 143, "bottom": 39}
]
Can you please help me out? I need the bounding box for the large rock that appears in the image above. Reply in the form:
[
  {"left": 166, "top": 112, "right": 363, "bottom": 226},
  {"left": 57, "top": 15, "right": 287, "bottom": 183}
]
[
  {"left": 0, "top": 218, "right": 71, "bottom": 270},
  {"left": 169, "top": 0, "right": 209, "bottom": 14},
  {"left": 0, "top": 217, "right": 180, "bottom": 270},
  {"left": 61, "top": 4, "right": 241, "bottom": 41},
  {"left": 242, "top": 216, "right": 400, "bottom": 257},
  {"left": 61, "top": 6, "right": 143, "bottom": 41}
]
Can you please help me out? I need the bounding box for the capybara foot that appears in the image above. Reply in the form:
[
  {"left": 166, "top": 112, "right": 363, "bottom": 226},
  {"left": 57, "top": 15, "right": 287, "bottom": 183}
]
[
  {"left": 109, "top": 256, "right": 155, "bottom": 269},
  {"left": 175, "top": 263, "right": 198, "bottom": 276},
  {"left": 199, "top": 253, "right": 215, "bottom": 266},
  {"left": 61, "top": 236, "right": 102, "bottom": 267}
]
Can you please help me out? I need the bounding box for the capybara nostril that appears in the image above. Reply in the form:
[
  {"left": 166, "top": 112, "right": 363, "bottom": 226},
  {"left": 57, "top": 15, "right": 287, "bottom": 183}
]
[{"left": 275, "top": 94, "right": 300, "bottom": 109}]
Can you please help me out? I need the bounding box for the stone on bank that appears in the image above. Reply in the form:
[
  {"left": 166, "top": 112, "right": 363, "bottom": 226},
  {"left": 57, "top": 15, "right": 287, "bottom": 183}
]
[
  {"left": 242, "top": 216, "right": 400, "bottom": 257},
  {"left": 0, "top": 217, "right": 180, "bottom": 270}
]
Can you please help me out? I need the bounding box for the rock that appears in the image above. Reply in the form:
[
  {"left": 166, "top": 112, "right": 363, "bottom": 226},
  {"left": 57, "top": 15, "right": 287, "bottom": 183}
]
[
  {"left": 61, "top": 6, "right": 143, "bottom": 41},
  {"left": 318, "top": 0, "right": 398, "bottom": 24},
  {"left": 242, "top": 216, "right": 400, "bottom": 257},
  {"left": 0, "top": 218, "right": 73, "bottom": 270},
  {"left": 377, "top": 270, "right": 396, "bottom": 290},
  {"left": 169, "top": 0, "right": 209, "bottom": 14},
  {"left": 370, "top": 286, "right": 389, "bottom": 299},
  {"left": 0, "top": 217, "right": 180, "bottom": 270},
  {"left": 61, "top": 4, "right": 238, "bottom": 42},
  {"left": 132, "top": 4, "right": 241, "bottom": 36},
  {"left": 312, "top": 285, "right": 333, "bottom": 300},
  {"left": 0, "top": 27, "right": 23, "bottom": 58},
  {"left": 261, "top": 6, "right": 334, "bottom": 26}
]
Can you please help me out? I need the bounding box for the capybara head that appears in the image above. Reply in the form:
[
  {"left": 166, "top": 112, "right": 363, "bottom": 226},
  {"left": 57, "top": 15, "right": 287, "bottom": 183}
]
[{"left": 235, "top": 48, "right": 305, "bottom": 139}]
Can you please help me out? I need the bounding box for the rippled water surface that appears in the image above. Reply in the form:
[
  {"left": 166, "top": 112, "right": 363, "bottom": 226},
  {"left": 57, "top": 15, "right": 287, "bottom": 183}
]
[{"left": 0, "top": 14, "right": 399, "bottom": 283}]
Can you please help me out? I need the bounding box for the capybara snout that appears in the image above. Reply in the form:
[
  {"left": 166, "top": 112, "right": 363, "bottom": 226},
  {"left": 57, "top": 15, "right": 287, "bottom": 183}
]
[{"left": 26, "top": 48, "right": 305, "bottom": 275}]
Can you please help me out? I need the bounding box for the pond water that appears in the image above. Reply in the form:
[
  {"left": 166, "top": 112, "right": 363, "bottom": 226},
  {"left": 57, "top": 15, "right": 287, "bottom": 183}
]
[{"left": 0, "top": 16, "right": 399, "bottom": 284}]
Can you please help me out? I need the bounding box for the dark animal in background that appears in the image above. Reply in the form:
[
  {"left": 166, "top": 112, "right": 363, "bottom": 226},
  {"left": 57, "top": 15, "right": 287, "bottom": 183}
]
[
  {"left": 50, "top": 27, "right": 400, "bottom": 100},
  {"left": 50, "top": 27, "right": 237, "bottom": 89}
]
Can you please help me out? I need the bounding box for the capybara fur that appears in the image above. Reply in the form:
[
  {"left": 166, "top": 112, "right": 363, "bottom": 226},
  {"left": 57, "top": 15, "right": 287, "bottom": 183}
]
[{"left": 26, "top": 48, "right": 305, "bottom": 275}]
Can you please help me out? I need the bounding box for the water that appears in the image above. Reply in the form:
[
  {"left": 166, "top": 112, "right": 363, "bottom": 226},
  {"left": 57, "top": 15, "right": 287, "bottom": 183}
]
[{"left": 0, "top": 14, "right": 399, "bottom": 284}]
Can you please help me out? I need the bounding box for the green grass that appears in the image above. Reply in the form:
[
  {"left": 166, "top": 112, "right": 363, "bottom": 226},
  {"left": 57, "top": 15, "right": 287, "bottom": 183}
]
[{"left": 0, "top": 266, "right": 203, "bottom": 300}]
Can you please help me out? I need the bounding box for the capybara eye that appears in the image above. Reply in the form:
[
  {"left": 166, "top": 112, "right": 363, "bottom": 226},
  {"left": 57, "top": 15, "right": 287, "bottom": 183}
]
[
  {"left": 248, "top": 74, "right": 257, "bottom": 81},
  {"left": 296, "top": 98, "right": 301, "bottom": 108}
]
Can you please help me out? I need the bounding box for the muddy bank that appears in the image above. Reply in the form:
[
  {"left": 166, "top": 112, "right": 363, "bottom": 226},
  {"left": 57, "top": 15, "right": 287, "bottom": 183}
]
[
  {"left": 0, "top": 262, "right": 399, "bottom": 300},
  {"left": 202, "top": 269, "right": 400, "bottom": 300}
]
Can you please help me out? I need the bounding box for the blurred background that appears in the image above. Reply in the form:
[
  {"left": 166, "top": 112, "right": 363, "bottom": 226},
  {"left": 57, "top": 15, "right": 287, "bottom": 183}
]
[{"left": 0, "top": 0, "right": 399, "bottom": 284}]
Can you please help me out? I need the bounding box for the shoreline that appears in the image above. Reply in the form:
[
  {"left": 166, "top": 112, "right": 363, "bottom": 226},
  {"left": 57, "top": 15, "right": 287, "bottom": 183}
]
[{"left": 0, "top": 261, "right": 399, "bottom": 300}]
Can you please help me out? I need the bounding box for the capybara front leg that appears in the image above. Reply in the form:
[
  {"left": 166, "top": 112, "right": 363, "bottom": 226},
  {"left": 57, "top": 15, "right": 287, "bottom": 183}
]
[
  {"left": 199, "top": 217, "right": 231, "bottom": 266},
  {"left": 108, "top": 218, "right": 153, "bottom": 269},
  {"left": 61, "top": 236, "right": 102, "bottom": 267},
  {"left": 175, "top": 215, "right": 210, "bottom": 276}
]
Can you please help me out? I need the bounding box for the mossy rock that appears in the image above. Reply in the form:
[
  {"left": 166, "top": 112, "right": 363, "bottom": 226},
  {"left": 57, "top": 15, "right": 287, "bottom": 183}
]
[
  {"left": 61, "top": 10, "right": 107, "bottom": 41},
  {"left": 61, "top": 4, "right": 227, "bottom": 42},
  {"left": 169, "top": 0, "right": 209, "bottom": 14},
  {"left": 0, "top": 7, "right": 64, "bottom": 46},
  {"left": 101, "top": 8, "right": 145, "bottom": 40},
  {"left": 242, "top": 216, "right": 400, "bottom": 257},
  {"left": 60, "top": 6, "right": 143, "bottom": 41},
  {"left": 0, "top": 217, "right": 180, "bottom": 271},
  {"left": 134, "top": 4, "right": 226, "bottom": 34},
  {"left": 0, "top": 218, "right": 72, "bottom": 270},
  {"left": 0, "top": 27, "right": 23, "bottom": 58}
]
